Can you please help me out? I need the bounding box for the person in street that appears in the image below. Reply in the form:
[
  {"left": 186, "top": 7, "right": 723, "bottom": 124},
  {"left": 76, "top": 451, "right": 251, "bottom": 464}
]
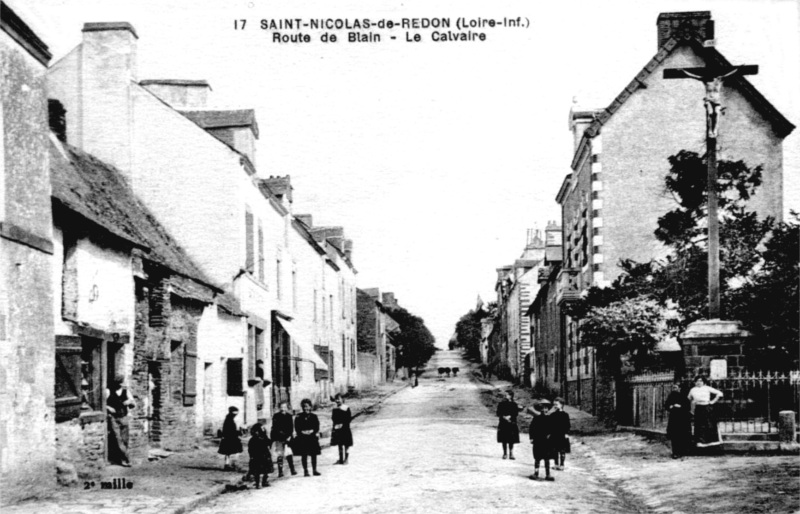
[
  {"left": 688, "top": 375, "right": 724, "bottom": 449},
  {"left": 496, "top": 390, "right": 522, "bottom": 460},
  {"left": 549, "top": 398, "right": 571, "bottom": 470},
  {"left": 293, "top": 398, "right": 322, "bottom": 476},
  {"left": 248, "top": 423, "right": 273, "bottom": 488},
  {"left": 218, "top": 406, "right": 243, "bottom": 470},
  {"left": 665, "top": 382, "right": 693, "bottom": 458},
  {"left": 106, "top": 375, "right": 136, "bottom": 467},
  {"left": 529, "top": 399, "right": 554, "bottom": 481},
  {"left": 331, "top": 393, "right": 353, "bottom": 464},
  {"left": 270, "top": 401, "right": 297, "bottom": 477}
]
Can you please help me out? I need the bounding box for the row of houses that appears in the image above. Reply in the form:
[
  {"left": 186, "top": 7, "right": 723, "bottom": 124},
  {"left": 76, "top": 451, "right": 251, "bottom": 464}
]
[
  {"left": 0, "top": 5, "right": 404, "bottom": 503},
  {"left": 484, "top": 11, "right": 793, "bottom": 419}
]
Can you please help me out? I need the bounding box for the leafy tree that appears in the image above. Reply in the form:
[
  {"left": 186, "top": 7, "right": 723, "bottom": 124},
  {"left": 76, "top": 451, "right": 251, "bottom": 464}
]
[
  {"left": 453, "top": 308, "right": 485, "bottom": 360},
  {"left": 386, "top": 306, "right": 437, "bottom": 370}
]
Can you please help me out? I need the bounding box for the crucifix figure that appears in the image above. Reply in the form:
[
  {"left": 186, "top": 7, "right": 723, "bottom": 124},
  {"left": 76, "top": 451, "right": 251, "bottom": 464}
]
[{"left": 663, "top": 57, "right": 759, "bottom": 319}]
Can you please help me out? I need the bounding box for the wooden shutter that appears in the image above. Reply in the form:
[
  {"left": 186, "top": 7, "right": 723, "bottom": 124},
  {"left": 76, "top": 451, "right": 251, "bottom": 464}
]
[
  {"left": 183, "top": 337, "right": 198, "bottom": 406},
  {"left": 226, "top": 358, "right": 243, "bottom": 396},
  {"left": 257, "top": 222, "right": 264, "bottom": 282},
  {"left": 55, "top": 335, "right": 82, "bottom": 422},
  {"left": 245, "top": 209, "right": 254, "bottom": 273}
]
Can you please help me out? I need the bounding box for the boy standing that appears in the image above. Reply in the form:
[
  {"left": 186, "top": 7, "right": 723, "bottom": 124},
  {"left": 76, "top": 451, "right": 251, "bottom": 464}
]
[
  {"left": 529, "top": 399, "right": 554, "bottom": 481},
  {"left": 270, "top": 401, "right": 297, "bottom": 476},
  {"left": 549, "top": 398, "right": 571, "bottom": 470}
]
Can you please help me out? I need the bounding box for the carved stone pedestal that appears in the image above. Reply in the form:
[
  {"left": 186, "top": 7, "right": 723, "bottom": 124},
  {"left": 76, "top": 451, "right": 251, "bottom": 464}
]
[{"left": 680, "top": 319, "right": 751, "bottom": 378}]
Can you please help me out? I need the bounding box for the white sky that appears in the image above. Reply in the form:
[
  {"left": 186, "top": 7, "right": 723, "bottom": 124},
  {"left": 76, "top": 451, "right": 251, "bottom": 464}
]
[{"left": 14, "top": 0, "right": 800, "bottom": 348}]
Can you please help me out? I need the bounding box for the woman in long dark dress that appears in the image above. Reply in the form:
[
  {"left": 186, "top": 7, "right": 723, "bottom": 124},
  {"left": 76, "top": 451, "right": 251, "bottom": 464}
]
[
  {"left": 496, "top": 390, "right": 522, "bottom": 460},
  {"left": 218, "top": 406, "right": 243, "bottom": 470},
  {"left": 665, "top": 383, "right": 693, "bottom": 458},
  {"left": 293, "top": 398, "right": 321, "bottom": 476},
  {"left": 688, "top": 376, "right": 723, "bottom": 449},
  {"left": 331, "top": 394, "right": 353, "bottom": 464}
]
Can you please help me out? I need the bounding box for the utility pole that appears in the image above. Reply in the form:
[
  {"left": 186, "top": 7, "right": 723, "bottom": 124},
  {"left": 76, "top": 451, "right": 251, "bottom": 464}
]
[{"left": 663, "top": 52, "right": 758, "bottom": 319}]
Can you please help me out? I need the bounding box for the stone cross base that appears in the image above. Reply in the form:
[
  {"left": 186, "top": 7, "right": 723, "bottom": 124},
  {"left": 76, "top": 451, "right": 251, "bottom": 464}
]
[{"left": 680, "top": 318, "right": 751, "bottom": 378}]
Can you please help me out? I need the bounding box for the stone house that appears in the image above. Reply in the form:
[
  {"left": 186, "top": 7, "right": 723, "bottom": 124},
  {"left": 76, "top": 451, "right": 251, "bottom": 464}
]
[
  {"left": 493, "top": 230, "right": 545, "bottom": 382},
  {"left": 0, "top": 2, "right": 56, "bottom": 504},
  {"left": 356, "top": 288, "right": 397, "bottom": 388},
  {"left": 556, "top": 11, "right": 794, "bottom": 419},
  {"left": 48, "top": 134, "right": 242, "bottom": 476}
]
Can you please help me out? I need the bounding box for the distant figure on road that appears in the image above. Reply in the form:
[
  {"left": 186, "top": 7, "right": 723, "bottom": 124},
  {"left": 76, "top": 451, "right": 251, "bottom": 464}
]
[
  {"left": 452, "top": 367, "right": 459, "bottom": 377},
  {"left": 248, "top": 423, "right": 273, "bottom": 489},
  {"left": 445, "top": 367, "right": 452, "bottom": 377},
  {"left": 331, "top": 394, "right": 353, "bottom": 465},
  {"left": 665, "top": 383, "right": 692, "bottom": 458},
  {"left": 479, "top": 363, "right": 494, "bottom": 381},
  {"left": 688, "top": 376, "right": 723, "bottom": 450},
  {"left": 438, "top": 367, "right": 445, "bottom": 378},
  {"left": 413, "top": 370, "right": 419, "bottom": 387},
  {"left": 529, "top": 399, "right": 554, "bottom": 481},
  {"left": 293, "top": 398, "right": 322, "bottom": 476},
  {"left": 218, "top": 406, "right": 243, "bottom": 470},
  {"left": 549, "top": 398, "right": 571, "bottom": 470},
  {"left": 271, "top": 401, "right": 297, "bottom": 477},
  {"left": 496, "top": 390, "right": 522, "bottom": 460}
]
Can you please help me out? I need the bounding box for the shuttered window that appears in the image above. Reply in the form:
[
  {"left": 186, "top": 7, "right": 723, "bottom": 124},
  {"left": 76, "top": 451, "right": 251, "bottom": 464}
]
[
  {"left": 184, "top": 337, "right": 198, "bottom": 406},
  {"left": 227, "top": 358, "right": 244, "bottom": 396},
  {"left": 55, "top": 335, "right": 82, "bottom": 422},
  {"left": 257, "top": 221, "right": 264, "bottom": 282},
  {"left": 245, "top": 209, "right": 254, "bottom": 273}
]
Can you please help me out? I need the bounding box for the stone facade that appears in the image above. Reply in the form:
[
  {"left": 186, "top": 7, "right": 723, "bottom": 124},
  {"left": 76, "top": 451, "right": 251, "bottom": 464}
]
[{"left": 0, "top": 3, "right": 56, "bottom": 503}]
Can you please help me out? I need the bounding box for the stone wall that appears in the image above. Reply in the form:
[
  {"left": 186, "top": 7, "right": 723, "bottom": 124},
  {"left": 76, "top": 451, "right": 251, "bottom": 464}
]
[{"left": 55, "top": 414, "right": 105, "bottom": 484}]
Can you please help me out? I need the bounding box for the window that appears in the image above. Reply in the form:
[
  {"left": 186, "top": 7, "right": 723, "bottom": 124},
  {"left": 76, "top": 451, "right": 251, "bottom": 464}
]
[
  {"left": 350, "top": 339, "right": 356, "bottom": 369},
  {"left": 292, "top": 342, "right": 302, "bottom": 381},
  {"left": 55, "top": 335, "right": 82, "bottom": 421},
  {"left": 184, "top": 338, "right": 198, "bottom": 406},
  {"left": 245, "top": 208, "right": 254, "bottom": 273},
  {"left": 257, "top": 221, "right": 264, "bottom": 282},
  {"left": 342, "top": 335, "right": 346, "bottom": 368},
  {"left": 226, "top": 358, "right": 244, "bottom": 396},
  {"left": 329, "top": 350, "right": 335, "bottom": 381},
  {"left": 276, "top": 257, "right": 282, "bottom": 299}
]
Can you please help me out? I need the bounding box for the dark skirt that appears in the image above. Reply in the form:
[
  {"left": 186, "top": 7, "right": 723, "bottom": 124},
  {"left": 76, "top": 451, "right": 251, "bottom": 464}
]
[
  {"left": 331, "top": 427, "right": 353, "bottom": 447},
  {"left": 667, "top": 409, "right": 693, "bottom": 454},
  {"left": 531, "top": 438, "right": 552, "bottom": 460},
  {"left": 693, "top": 405, "right": 722, "bottom": 447},
  {"left": 550, "top": 434, "right": 569, "bottom": 454},
  {"left": 218, "top": 437, "right": 243, "bottom": 455},
  {"left": 249, "top": 455, "right": 274, "bottom": 475},
  {"left": 292, "top": 433, "right": 321, "bottom": 456},
  {"left": 496, "top": 420, "right": 520, "bottom": 444}
]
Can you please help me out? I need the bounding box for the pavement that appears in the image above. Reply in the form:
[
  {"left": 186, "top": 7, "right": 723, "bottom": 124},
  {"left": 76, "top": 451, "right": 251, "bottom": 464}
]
[{"left": 3, "top": 382, "right": 408, "bottom": 514}]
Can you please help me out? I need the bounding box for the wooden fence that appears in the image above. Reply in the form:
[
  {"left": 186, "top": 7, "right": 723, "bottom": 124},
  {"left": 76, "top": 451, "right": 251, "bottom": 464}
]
[{"left": 625, "top": 371, "right": 800, "bottom": 433}]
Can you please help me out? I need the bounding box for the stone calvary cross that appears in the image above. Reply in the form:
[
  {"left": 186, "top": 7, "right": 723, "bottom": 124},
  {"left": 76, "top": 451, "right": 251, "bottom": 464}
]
[{"left": 663, "top": 55, "right": 758, "bottom": 319}]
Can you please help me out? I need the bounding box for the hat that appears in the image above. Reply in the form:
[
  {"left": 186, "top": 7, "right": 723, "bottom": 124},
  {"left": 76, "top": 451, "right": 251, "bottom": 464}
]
[{"left": 536, "top": 399, "right": 553, "bottom": 407}]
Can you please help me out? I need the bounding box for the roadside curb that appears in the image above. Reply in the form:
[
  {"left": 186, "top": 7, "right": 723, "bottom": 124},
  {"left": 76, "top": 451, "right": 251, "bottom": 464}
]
[{"left": 170, "top": 382, "right": 410, "bottom": 514}]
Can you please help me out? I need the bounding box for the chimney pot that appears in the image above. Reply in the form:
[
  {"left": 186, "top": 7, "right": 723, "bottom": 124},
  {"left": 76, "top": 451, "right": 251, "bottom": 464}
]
[{"left": 656, "top": 11, "right": 713, "bottom": 50}]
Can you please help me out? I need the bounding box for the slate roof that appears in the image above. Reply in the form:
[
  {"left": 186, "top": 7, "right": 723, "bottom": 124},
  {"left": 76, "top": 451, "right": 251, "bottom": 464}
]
[
  {"left": 578, "top": 36, "right": 795, "bottom": 150},
  {"left": 179, "top": 109, "right": 259, "bottom": 138},
  {"left": 50, "top": 139, "right": 218, "bottom": 292}
]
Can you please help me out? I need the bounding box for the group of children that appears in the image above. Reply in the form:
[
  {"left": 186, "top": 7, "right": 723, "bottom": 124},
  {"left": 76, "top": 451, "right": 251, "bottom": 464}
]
[
  {"left": 496, "top": 390, "right": 571, "bottom": 482},
  {"left": 218, "top": 394, "right": 354, "bottom": 489}
]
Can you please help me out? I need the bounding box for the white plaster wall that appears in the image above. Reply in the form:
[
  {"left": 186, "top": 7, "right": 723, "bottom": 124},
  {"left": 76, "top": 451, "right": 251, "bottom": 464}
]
[{"left": 74, "top": 236, "right": 134, "bottom": 334}]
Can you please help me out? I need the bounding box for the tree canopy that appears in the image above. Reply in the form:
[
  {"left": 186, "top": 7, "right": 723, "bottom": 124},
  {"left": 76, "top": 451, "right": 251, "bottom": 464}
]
[{"left": 386, "top": 306, "right": 437, "bottom": 370}]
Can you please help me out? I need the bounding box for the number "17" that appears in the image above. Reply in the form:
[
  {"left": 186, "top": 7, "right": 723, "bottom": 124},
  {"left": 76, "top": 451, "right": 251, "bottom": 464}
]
[{"left": 234, "top": 19, "right": 247, "bottom": 30}]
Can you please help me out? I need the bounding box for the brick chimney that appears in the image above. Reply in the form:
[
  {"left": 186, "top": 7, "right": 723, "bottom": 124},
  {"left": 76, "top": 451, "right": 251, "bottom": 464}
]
[
  {"left": 569, "top": 100, "right": 599, "bottom": 153},
  {"left": 295, "top": 214, "right": 313, "bottom": 227},
  {"left": 656, "top": 11, "right": 713, "bottom": 49},
  {"left": 263, "top": 175, "right": 293, "bottom": 208},
  {"left": 139, "top": 79, "right": 211, "bottom": 109},
  {"left": 545, "top": 220, "right": 562, "bottom": 248},
  {"left": 80, "top": 22, "right": 138, "bottom": 177},
  {"left": 381, "top": 292, "right": 397, "bottom": 309}
]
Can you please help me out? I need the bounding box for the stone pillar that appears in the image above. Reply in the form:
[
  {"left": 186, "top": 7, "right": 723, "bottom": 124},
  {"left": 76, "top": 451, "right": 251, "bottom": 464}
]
[
  {"left": 679, "top": 319, "right": 751, "bottom": 378},
  {"left": 778, "top": 411, "right": 796, "bottom": 444}
]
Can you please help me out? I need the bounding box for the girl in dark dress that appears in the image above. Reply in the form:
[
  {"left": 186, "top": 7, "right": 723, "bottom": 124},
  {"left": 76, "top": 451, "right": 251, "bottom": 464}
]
[
  {"left": 270, "top": 401, "right": 297, "bottom": 477},
  {"left": 331, "top": 394, "right": 353, "bottom": 464},
  {"left": 218, "top": 406, "right": 243, "bottom": 470},
  {"left": 529, "top": 399, "right": 554, "bottom": 481},
  {"left": 293, "top": 398, "right": 321, "bottom": 476},
  {"left": 496, "top": 390, "right": 522, "bottom": 459},
  {"left": 549, "top": 398, "right": 571, "bottom": 470},
  {"left": 665, "top": 383, "right": 693, "bottom": 458},
  {"left": 248, "top": 423, "right": 273, "bottom": 488}
]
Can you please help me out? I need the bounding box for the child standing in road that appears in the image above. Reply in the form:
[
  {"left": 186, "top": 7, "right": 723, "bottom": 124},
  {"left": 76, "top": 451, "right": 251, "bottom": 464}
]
[
  {"left": 218, "top": 406, "right": 243, "bottom": 470},
  {"left": 270, "top": 401, "right": 297, "bottom": 477},
  {"left": 549, "top": 398, "right": 571, "bottom": 471},
  {"left": 293, "top": 398, "right": 322, "bottom": 477},
  {"left": 496, "top": 390, "right": 522, "bottom": 460},
  {"left": 529, "top": 399, "right": 554, "bottom": 481},
  {"left": 248, "top": 423, "right": 273, "bottom": 488},
  {"left": 331, "top": 394, "right": 353, "bottom": 464}
]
